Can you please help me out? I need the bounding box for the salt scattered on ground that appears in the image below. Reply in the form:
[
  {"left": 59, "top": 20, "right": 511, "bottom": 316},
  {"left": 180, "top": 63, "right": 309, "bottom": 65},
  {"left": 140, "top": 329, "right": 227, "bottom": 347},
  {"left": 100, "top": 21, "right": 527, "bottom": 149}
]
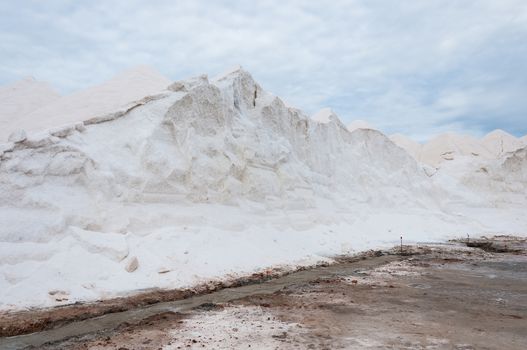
[{"left": 163, "top": 306, "right": 302, "bottom": 349}]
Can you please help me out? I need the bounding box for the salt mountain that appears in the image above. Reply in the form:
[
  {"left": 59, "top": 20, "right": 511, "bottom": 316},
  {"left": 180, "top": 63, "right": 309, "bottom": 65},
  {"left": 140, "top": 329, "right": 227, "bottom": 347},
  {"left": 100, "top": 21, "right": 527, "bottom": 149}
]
[{"left": 0, "top": 67, "right": 526, "bottom": 309}]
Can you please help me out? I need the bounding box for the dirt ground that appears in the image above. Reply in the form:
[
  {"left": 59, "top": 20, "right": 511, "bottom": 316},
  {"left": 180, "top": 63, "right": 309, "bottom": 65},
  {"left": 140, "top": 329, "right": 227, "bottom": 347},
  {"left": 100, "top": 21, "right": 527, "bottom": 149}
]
[{"left": 3, "top": 237, "right": 527, "bottom": 349}]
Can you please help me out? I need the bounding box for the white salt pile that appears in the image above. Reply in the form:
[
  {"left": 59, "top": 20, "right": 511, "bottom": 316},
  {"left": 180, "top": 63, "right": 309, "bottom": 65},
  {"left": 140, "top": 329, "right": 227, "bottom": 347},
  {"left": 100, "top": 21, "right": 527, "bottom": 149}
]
[
  {"left": 392, "top": 130, "right": 526, "bottom": 167},
  {"left": 347, "top": 120, "right": 375, "bottom": 132},
  {"left": 389, "top": 134, "right": 422, "bottom": 161},
  {"left": 0, "top": 65, "right": 171, "bottom": 141},
  {"left": 0, "top": 66, "right": 525, "bottom": 310},
  {"left": 481, "top": 129, "right": 524, "bottom": 157},
  {"left": 0, "top": 77, "right": 60, "bottom": 137}
]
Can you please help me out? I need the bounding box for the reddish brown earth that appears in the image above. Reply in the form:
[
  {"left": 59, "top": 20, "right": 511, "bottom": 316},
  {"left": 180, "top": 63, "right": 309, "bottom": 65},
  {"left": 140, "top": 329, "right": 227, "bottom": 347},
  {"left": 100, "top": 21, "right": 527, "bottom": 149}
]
[{"left": 0, "top": 266, "right": 312, "bottom": 338}]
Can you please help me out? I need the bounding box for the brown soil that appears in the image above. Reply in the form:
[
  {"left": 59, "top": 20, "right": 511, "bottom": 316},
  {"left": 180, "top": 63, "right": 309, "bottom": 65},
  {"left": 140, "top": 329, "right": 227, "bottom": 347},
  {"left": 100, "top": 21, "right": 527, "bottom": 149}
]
[
  {"left": 2, "top": 238, "right": 526, "bottom": 349},
  {"left": 0, "top": 260, "right": 340, "bottom": 337}
]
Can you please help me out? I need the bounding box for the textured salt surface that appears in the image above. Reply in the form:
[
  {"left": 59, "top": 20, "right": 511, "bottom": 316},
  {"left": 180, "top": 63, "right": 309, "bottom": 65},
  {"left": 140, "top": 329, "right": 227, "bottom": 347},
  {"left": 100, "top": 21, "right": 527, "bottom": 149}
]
[{"left": 0, "top": 66, "right": 526, "bottom": 310}]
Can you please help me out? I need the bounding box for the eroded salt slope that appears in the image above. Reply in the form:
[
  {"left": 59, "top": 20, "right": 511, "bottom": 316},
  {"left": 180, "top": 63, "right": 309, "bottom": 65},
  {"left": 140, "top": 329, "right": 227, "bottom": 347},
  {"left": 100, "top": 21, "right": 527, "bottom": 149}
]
[{"left": 0, "top": 68, "right": 526, "bottom": 310}]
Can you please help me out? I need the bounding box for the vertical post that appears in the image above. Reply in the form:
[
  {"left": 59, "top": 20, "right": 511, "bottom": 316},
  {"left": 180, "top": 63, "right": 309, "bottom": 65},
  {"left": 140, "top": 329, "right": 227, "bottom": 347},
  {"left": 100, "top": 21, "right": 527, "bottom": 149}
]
[
  {"left": 400, "top": 236, "right": 403, "bottom": 255},
  {"left": 467, "top": 233, "right": 470, "bottom": 245}
]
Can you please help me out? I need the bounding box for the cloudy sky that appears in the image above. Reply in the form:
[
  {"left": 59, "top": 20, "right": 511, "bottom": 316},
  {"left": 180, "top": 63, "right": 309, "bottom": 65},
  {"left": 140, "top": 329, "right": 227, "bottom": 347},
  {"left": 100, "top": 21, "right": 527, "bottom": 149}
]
[{"left": 1, "top": 0, "right": 526, "bottom": 141}]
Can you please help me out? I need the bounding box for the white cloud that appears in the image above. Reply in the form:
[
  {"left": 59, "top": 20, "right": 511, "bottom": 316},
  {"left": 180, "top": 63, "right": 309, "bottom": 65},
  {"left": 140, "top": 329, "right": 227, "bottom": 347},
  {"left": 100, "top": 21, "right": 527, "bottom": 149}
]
[{"left": 1, "top": 0, "right": 526, "bottom": 139}]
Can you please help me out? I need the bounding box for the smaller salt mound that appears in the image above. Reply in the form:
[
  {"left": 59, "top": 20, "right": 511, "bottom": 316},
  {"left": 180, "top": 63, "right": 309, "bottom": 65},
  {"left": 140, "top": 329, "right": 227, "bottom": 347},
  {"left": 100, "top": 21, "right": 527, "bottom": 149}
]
[
  {"left": 431, "top": 143, "right": 527, "bottom": 207},
  {"left": 420, "top": 133, "right": 493, "bottom": 167},
  {"left": 312, "top": 108, "right": 337, "bottom": 124},
  {"left": 347, "top": 120, "right": 375, "bottom": 132},
  {"left": 481, "top": 129, "right": 524, "bottom": 157},
  {"left": 2, "top": 66, "right": 171, "bottom": 141},
  {"left": 389, "top": 133, "right": 422, "bottom": 161},
  {"left": 500, "top": 146, "right": 527, "bottom": 185},
  {"left": 0, "top": 78, "right": 60, "bottom": 139}
]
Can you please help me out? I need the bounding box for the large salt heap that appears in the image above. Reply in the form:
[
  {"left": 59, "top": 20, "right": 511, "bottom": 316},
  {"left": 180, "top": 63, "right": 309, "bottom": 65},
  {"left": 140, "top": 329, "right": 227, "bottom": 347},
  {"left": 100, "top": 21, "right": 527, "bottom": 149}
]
[{"left": 0, "top": 67, "right": 525, "bottom": 310}]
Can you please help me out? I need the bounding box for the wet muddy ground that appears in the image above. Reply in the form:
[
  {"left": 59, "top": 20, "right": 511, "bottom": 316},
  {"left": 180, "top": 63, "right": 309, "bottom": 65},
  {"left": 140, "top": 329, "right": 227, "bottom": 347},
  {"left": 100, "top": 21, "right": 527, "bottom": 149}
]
[{"left": 1, "top": 236, "right": 526, "bottom": 349}]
